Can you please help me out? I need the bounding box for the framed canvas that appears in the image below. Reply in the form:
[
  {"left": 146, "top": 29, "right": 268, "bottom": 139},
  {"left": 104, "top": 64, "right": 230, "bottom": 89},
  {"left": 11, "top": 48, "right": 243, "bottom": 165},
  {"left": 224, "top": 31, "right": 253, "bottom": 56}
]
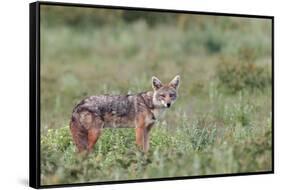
[{"left": 29, "top": 1, "right": 274, "bottom": 188}]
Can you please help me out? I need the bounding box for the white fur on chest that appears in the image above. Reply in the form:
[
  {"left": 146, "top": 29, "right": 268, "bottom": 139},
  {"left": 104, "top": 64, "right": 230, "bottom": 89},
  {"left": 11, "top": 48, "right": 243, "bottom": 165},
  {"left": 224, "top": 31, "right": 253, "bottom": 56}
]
[
  {"left": 152, "top": 108, "right": 166, "bottom": 120},
  {"left": 144, "top": 108, "right": 166, "bottom": 127}
]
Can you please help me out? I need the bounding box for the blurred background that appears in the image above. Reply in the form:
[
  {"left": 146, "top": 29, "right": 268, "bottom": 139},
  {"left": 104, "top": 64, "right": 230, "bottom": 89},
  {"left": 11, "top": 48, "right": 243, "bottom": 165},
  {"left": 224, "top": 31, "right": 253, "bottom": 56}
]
[{"left": 40, "top": 5, "right": 272, "bottom": 185}]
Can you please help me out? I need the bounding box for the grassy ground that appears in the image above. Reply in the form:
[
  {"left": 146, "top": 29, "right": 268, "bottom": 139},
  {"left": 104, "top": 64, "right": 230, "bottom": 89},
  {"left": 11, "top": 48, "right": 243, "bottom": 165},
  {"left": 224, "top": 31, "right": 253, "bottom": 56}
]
[{"left": 40, "top": 6, "right": 272, "bottom": 185}]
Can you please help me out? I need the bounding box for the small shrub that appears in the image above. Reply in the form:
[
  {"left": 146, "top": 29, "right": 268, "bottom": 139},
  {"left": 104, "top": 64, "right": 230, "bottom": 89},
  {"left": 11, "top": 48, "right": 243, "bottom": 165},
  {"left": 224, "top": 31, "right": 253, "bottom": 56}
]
[
  {"left": 204, "top": 26, "right": 224, "bottom": 54},
  {"left": 216, "top": 57, "right": 271, "bottom": 93},
  {"left": 205, "top": 36, "right": 223, "bottom": 54}
]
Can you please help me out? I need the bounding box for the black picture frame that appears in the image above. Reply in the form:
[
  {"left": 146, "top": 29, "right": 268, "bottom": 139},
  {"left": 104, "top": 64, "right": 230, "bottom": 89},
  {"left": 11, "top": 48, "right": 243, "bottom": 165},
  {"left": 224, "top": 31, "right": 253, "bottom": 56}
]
[{"left": 29, "top": 1, "right": 274, "bottom": 188}]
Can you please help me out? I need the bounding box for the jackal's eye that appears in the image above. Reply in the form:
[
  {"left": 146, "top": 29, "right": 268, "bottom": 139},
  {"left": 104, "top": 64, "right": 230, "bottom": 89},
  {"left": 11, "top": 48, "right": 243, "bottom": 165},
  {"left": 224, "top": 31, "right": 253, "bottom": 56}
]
[
  {"left": 159, "top": 94, "right": 165, "bottom": 98},
  {"left": 169, "top": 93, "right": 176, "bottom": 98}
]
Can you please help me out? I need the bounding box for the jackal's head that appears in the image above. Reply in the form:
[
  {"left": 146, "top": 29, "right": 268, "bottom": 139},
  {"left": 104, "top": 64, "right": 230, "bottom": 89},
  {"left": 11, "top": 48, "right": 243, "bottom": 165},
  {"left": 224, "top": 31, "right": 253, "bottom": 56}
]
[{"left": 152, "top": 75, "right": 180, "bottom": 108}]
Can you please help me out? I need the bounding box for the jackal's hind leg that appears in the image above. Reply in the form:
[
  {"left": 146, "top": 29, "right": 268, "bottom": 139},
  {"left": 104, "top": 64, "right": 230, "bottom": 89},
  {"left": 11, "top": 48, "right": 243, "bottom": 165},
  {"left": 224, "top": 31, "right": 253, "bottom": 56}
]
[
  {"left": 70, "top": 122, "right": 88, "bottom": 153},
  {"left": 86, "top": 116, "right": 104, "bottom": 153},
  {"left": 87, "top": 127, "right": 102, "bottom": 153}
]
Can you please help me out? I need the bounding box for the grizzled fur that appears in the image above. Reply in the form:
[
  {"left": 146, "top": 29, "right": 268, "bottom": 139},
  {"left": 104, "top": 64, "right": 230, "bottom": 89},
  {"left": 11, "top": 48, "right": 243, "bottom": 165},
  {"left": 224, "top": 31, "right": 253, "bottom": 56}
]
[{"left": 70, "top": 75, "right": 180, "bottom": 153}]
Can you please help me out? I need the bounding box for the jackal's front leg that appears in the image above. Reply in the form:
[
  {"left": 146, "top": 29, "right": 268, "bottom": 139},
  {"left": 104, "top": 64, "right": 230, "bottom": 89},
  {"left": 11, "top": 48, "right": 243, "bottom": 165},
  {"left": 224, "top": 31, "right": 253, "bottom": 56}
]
[
  {"left": 135, "top": 127, "right": 145, "bottom": 151},
  {"left": 135, "top": 125, "right": 152, "bottom": 152}
]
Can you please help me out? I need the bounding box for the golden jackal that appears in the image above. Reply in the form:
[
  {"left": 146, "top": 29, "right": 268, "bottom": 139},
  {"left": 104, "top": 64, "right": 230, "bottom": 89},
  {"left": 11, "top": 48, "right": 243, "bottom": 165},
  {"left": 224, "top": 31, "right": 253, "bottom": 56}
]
[{"left": 70, "top": 75, "right": 180, "bottom": 153}]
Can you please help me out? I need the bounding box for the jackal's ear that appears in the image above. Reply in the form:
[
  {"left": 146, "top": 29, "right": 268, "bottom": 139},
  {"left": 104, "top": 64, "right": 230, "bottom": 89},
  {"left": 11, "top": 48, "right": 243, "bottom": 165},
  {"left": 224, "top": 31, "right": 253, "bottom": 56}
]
[
  {"left": 152, "top": 76, "right": 163, "bottom": 90},
  {"left": 169, "top": 75, "right": 180, "bottom": 90}
]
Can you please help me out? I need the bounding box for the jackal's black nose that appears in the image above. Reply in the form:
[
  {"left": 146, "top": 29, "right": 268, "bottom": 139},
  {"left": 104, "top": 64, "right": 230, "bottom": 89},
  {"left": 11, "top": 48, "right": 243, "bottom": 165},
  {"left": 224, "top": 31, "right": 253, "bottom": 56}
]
[{"left": 167, "top": 103, "right": 171, "bottom": 108}]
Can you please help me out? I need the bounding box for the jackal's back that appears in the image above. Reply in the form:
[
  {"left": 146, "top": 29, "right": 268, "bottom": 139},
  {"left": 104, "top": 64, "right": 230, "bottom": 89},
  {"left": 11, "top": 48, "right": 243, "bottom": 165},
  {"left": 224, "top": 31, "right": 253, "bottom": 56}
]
[{"left": 72, "top": 92, "right": 156, "bottom": 128}]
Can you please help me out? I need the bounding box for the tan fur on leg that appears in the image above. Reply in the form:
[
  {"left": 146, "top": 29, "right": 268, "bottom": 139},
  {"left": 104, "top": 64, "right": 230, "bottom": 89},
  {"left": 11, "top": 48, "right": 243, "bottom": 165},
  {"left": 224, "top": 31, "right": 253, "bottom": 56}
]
[{"left": 87, "top": 128, "right": 101, "bottom": 153}]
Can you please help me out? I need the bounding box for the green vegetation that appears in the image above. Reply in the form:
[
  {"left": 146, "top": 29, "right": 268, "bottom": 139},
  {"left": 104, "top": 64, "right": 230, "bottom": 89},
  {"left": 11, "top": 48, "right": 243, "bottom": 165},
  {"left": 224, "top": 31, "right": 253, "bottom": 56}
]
[
  {"left": 40, "top": 5, "right": 272, "bottom": 185},
  {"left": 216, "top": 55, "right": 271, "bottom": 93}
]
